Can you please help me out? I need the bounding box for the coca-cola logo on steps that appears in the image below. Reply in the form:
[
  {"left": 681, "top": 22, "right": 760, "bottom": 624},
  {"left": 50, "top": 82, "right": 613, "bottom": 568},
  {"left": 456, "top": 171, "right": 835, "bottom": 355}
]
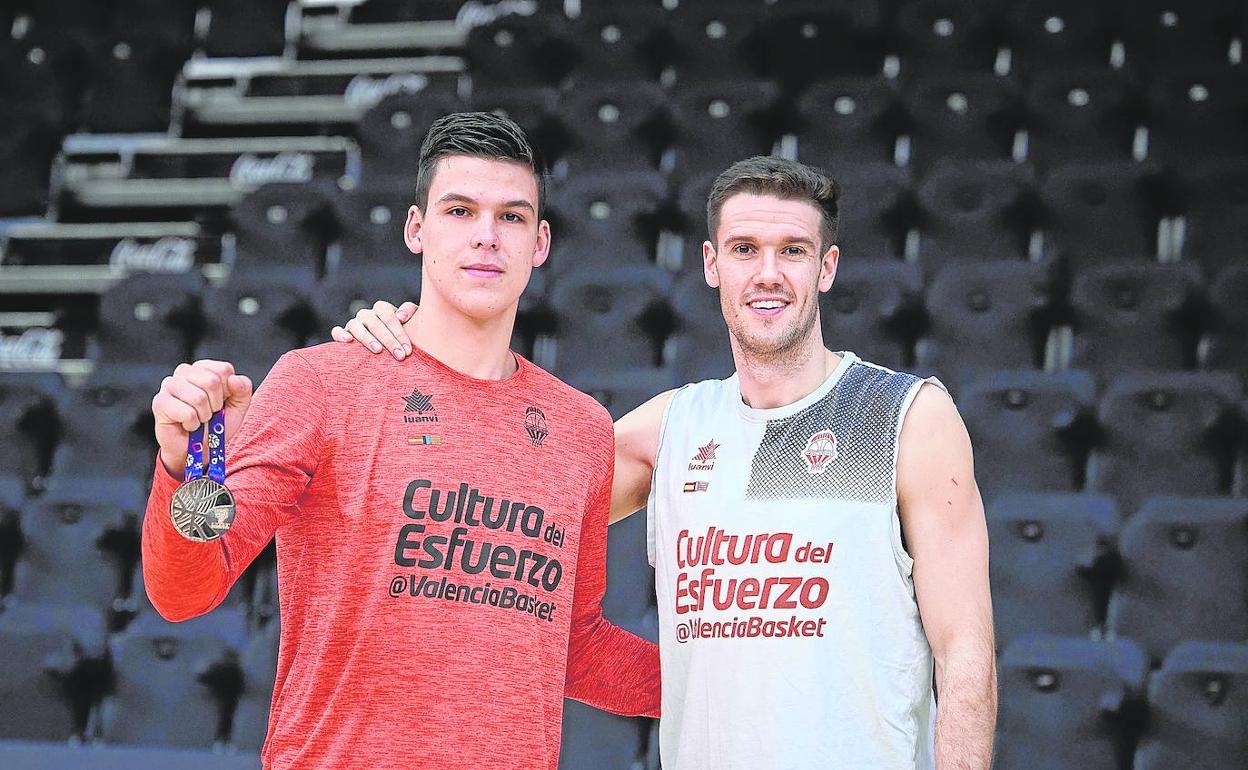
[
  {"left": 109, "top": 237, "right": 196, "bottom": 273},
  {"left": 344, "top": 73, "right": 430, "bottom": 107},
  {"left": 0, "top": 329, "right": 63, "bottom": 367},
  {"left": 229, "top": 152, "right": 314, "bottom": 186}
]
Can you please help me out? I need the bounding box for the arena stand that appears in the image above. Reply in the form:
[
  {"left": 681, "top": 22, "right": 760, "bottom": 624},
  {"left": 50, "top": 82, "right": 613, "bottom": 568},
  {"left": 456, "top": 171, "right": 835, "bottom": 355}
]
[{"left": 1, "top": 1, "right": 1246, "bottom": 768}]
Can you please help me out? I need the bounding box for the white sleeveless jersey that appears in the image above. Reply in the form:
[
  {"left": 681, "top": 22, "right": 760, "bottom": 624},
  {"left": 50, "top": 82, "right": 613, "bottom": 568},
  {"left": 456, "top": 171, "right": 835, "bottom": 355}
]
[{"left": 647, "top": 352, "right": 943, "bottom": 770}]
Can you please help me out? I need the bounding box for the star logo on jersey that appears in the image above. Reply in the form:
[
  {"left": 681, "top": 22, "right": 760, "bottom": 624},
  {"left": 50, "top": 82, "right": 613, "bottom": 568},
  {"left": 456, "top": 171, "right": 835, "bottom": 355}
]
[
  {"left": 402, "top": 387, "right": 434, "bottom": 413},
  {"left": 802, "top": 430, "right": 838, "bottom": 475},
  {"left": 688, "top": 439, "right": 719, "bottom": 471}
]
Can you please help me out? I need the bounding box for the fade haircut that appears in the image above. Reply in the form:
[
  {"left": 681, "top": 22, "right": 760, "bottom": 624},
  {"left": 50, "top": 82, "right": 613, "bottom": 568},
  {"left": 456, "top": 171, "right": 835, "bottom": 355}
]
[
  {"left": 415, "top": 111, "right": 548, "bottom": 218},
  {"left": 706, "top": 156, "right": 841, "bottom": 251}
]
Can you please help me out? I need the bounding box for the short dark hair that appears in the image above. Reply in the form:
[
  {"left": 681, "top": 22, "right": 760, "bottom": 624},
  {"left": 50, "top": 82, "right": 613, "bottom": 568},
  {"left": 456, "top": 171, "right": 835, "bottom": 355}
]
[
  {"left": 415, "top": 111, "right": 548, "bottom": 218},
  {"left": 706, "top": 156, "right": 841, "bottom": 250}
]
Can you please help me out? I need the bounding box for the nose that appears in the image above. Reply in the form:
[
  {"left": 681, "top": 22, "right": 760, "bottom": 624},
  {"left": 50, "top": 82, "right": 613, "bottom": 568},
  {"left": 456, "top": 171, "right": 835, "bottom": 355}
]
[
  {"left": 753, "top": 249, "right": 783, "bottom": 285},
  {"left": 471, "top": 216, "right": 500, "bottom": 251}
]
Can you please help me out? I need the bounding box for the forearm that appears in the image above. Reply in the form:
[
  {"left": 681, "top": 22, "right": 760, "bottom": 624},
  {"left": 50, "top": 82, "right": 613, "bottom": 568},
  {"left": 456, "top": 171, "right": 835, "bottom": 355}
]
[
  {"left": 565, "top": 616, "right": 661, "bottom": 717},
  {"left": 934, "top": 641, "right": 998, "bottom": 770}
]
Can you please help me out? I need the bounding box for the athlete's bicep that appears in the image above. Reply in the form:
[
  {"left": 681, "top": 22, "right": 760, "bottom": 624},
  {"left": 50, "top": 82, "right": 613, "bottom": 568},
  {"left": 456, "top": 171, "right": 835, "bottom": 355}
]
[{"left": 610, "top": 390, "right": 674, "bottom": 524}]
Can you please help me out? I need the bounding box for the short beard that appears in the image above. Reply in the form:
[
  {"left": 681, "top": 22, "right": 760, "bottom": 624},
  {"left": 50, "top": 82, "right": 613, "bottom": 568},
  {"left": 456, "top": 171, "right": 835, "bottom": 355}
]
[{"left": 724, "top": 294, "right": 820, "bottom": 370}]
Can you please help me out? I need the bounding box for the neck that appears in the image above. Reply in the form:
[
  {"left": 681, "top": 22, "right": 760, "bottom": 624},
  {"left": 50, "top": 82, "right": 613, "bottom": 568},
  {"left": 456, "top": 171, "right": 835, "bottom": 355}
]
[
  {"left": 402, "top": 292, "right": 518, "bottom": 380},
  {"left": 732, "top": 332, "right": 842, "bottom": 410}
]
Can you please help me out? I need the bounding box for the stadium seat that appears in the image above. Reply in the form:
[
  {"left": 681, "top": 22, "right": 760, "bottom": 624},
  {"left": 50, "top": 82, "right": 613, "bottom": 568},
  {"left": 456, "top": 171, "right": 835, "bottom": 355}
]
[
  {"left": 913, "top": 160, "right": 1036, "bottom": 266},
  {"left": 666, "top": 271, "right": 734, "bottom": 384},
  {"left": 309, "top": 270, "right": 423, "bottom": 346},
  {"left": 327, "top": 182, "right": 418, "bottom": 273},
  {"left": 899, "top": 73, "right": 1025, "bottom": 171},
  {"left": 660, "top": 5, "right": 764, "bottom": 85},
  {"left": 102, "top": 612, "right": 243, "bottom": 748},
  {"left": 12, "top": 476, "right": 140, "bottom": 607},
  {"left": 958, "top": 369, "right": 1095, "bottom": 496},
  {"left": 562, "top": 367, "right": 678, "bottom": 422},
  {"left": 830, "top": 162, "right": 913, "bottom": 261},
  {"left": 0, "top": 373, "right": 60, "bottom": 488},
  {"left": 818, "top": 261, "right": 921, "bottom": 372},
  {"left": 667, "top": 79, "right": 782, "bottom": 180},
  {"left": 202, "top": 0, "right": 288, "bottom": 58},
  {"left": 0, "top": 34, "right": 82, "bottom": 132},
  {"left": 1068, "top": 261, "right": 1202, "bottom": 385},
  {"left": 230, "top": 620, "right": 279, "bottom": 751},
  {"left": 1106, "top": 497, "right": 1248, "bottom": 664},
  {"left": 230, "top": 181, "right": 335, "bottom": 284},
  {"left": 1205, "top": 264, "right": 1248, "bottom": 384},
  {"left": 757, "top": 0, "right": 886, "bottom": 86},
  {"left": 468, "top": 85, "right": 562, "bottom": 166},
  {"left": 0, "top": 603, "right": 107, "bottom": 741},
  {"left": 1037, "top": 160, "right": 1170, "bottom": 266},
  {"left": 997, "top": 635, "right": 1147, "bottom": 770},
  {"left": 986, "top": 493, "right": 1119, "bottom": 648},
  {"left": 1003, "top": 0, "right": 1115, "bottom": 76},
  {"left": 1087, "top": 371, "right": 1242, "bottom": 513},
  {"left": 464, "top": 10, "right": 574, "bottom": 86},
  {"left": 357, "top": 91, "right": 466, "bottom": 187},
  {"left": 1135, "top": 641, "right": 1248, "bottom": 770},
  {"left": 1023, "top": 67, "right": 1144, "bottom": 168},
  {"left": 1116, "top": 0, "right": 1238, "bottom": 75},
  {"left": 603, "top": 501, "right": 655, "bottom": 622},
  {"left": 547, "top": 170, "right": 667, "bottom": 270},
  {"left": 888, "top": 0, "right": 1001, "bottom": 77},
  {"left": 556, "top": 81, "right": 670, "bottom": 173},
  {"left": 915, "top": 260, "right": 1052, "bottom": 377},
  {"left": 1145, "top": 66, "right": 1248, "bottom": 165},
  {"left": 93, "top": 272, "right": 205, "bottom": 367},
  {"left": 793, "top": 76, "right": 904, "bottom": 169},
  {"left": 550, "top": 266, "right": 671, "bottom": 373},
  {"left": 564, "top": 5, "right": 666, "bottom": 83},
  {"left": 79, "top": 35, "right": 189, "bottom": 134},
  {"left": 558, "top": 699, "right": 646, "bottom": 770},
  {"left": 1176, "top": 158, "right": 1248, "bottom": 272},
  {"left": 49, "top": 367, "right": 160, "bottom": 480},
  {"left": 195, "top": 279, "right": 316, "bottom": 382}
]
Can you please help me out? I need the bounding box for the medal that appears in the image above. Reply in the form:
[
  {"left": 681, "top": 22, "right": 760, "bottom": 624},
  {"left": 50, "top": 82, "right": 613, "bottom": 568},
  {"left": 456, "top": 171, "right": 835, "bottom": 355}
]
[{"left": 169, "top": 410, "right": 235, "bottom": 542}]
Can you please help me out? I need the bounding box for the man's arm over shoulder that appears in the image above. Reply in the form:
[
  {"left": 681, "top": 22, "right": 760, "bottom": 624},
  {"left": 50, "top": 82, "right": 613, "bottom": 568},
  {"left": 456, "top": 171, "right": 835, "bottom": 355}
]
[
  {"left": 610, "top": 389, "right": 675, "bottom": 525},
  {"left": 143, "top": 351, "right": 324, "bottom": 621},
  {"left": 897, "top": 383, "right": 997, "bottom": 769}
]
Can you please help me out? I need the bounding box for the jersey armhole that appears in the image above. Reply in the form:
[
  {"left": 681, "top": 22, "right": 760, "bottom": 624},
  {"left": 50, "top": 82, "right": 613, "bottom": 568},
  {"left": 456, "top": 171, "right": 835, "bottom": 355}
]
[
  {"left": 890, "top": 376, "right": 949, "bottom": 577},
  {"left": 646, "top": 386, "right": 685, "bottom": 568}
]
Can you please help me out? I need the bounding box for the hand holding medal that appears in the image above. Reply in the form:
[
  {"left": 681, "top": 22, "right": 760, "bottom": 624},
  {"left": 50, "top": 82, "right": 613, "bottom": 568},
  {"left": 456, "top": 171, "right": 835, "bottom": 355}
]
[{"left": 152, "top": 360, "right": 253, "bottom": 542}]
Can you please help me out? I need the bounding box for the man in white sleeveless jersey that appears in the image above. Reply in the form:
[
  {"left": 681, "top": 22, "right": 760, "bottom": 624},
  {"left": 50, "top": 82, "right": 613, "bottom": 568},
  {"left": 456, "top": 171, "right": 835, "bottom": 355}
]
[{"left": 335, "top": 156, "right": 997, "bottom": 769}]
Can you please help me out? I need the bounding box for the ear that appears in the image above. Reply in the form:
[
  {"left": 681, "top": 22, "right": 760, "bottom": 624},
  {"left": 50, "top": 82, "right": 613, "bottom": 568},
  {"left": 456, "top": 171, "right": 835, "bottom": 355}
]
[
  {"left": 532, "top": 218, "right": 551, "bottom": 269},
  {"left": 702, "top": 240, "right": 719, "bottom": 289},
  {"left": 404, "top": 205, "right": 425, "bottom": 255},
  {"left": 818, "top": 243, "right": 839, "bottom": 292}
]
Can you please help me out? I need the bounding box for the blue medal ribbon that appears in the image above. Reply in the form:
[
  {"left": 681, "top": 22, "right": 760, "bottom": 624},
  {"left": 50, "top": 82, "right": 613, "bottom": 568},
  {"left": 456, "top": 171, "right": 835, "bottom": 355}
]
[{"left": 184, "top": 410, "right": 226, "bottom": 484}]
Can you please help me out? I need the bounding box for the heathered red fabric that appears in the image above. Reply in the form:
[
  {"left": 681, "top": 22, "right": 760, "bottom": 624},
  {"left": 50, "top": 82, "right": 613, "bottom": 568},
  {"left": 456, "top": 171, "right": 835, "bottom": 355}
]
[{"left": 143, "top": 341, "right": 660, "bottom": 769}]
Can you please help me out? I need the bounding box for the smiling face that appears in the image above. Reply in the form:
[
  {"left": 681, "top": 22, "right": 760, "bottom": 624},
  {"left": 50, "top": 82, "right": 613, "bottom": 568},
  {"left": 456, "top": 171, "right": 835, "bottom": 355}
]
[
  {"left": 404, "top": 154, "right": 550, "bottom": 323},
  {"left": 704, "top": 192, "right": 839, "bottom": 364}
]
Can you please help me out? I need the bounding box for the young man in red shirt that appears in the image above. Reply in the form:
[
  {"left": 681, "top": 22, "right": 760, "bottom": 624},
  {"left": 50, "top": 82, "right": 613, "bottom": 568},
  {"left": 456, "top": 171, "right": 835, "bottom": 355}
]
[{"left": 145, "top": 112, "right": 659, "bottom": 769}]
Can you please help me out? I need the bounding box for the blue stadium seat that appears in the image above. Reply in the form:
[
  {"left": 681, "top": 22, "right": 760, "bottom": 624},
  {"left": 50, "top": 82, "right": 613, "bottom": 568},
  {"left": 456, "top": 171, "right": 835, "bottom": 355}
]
[
  {"left": 0, "top": 373, "right": 60, "bottom": 488},
  {"left": 987, "top": 493, "right": 1119, "bottom": 648},
  {"left": 550, "top": 266, "right": 671, "bottom": 373},
  {"left": 1145, "top": 66, "right": 1248, "bottom": 165},
  {"left": 997, "top": 635, "right": 1147, "bottom": 770},
  {"left": 547, "top": 170, "right": 667, "bottom": 271},
  {"left": 1038, "top": 160, "right": 1170, "bottom": 266},
  {"left": 562, "top": 367, "right": 677, "bottom": 423},
  {"left": 667, "top": 79, "right": 782, "bottom": 180},
  {"left": 818, "top": 261, "right": 921, "bottom": 373},
  {"left": 1087, "top": 371, "right": 1241, "bottom": 513},
  {"left": 195, "top": 278, "right": 316, "bottom": 382},
  {"left": 1135, "top": 641, "right": 1248, "bottom": 770},
  {"left": 794, "top": 76, "right": 904, "bottom": 169},
  {"left": 464, "top": 9, "right": 574, "bottom": 86},
  {"left": 888, "top": 0, "right": 1001, "bottom": 77},
  {"left": 469, "top": 85, "right": 562, "bottom": 166},
  {"left": 1003, "top": 0, "right": 1114, "bottom": 76},
  {"left": 1107, "top": 497, "right": 1248, "bottom": 664},
  {"left": 831, "top": 162, "right": 913, "bottom": 260},
  {"left": 0, "top": 603, "right": 107, "bottom": 741},
  {"left": 93, "top": 272, "right": 205, "bottom": 368},
  {"left": 229, "top": 181, "right": 335, "bottom": 284},
  {"left": 666, "top": 271, "right": 734, "bottom": 384},
  {"left": 12, "top": 476, "right": 141, "bottom": 607},
  {"left": 1205, "top": 264, "right": 1248, "bottom": 384},
  {"left": 916, "top": 260, "right": 1052, "bottom": 378},
  {"left": 49, "top": 367, "right": 160, "bottom": 480},
  {"left": 661, "top": 4, "right": 764, "bottom": 86},
  {"left": 79, "top": 35, "right": 189, "bottom": 134},
  {"left": 1068, "top": 261, "right": 1202, "bottom": 385},
  {"left": 913, "top": 160, "right": 1036, "bottom": 265},
  {"left": 758, "top": 0, "right": 886, "bottom": 86},
  {"left": 900, "top": 73, "right": 1024, "bottom": 171},
  {"left": 309, "top": 270, "right": 423, "bottom": 347},
  {"left": 564, "top": 5, "right": 667, "bottom": 83},
  {"left": 357, "top": 91, "right": 466, "bottom": 187},
  {"left": 230, "top": 620, "right": 279, "bottom": 751},
  {"left": 557, "top": 81, "right": 669, "bottom": 174},
  {"left": 101, "top": 612, "right": 243, "bottom": 748},
  {"left": 558, "top": 699, "right": 647, "bottom": 770},
  {"left": 1023, "top": 67, "right": 1144, "bottom": 168},
  {"left": 327, "top": 182, "right": 418, "bottom": 273},
  {"left": 1116, "top": 0, "right": 1238, "bottom": 76},
  {"left": 1177, "top": 158, "right": 1248, "bottom": 273},
  {"left": 958, "top": 369, "right": 1095, "bottom": 496}
]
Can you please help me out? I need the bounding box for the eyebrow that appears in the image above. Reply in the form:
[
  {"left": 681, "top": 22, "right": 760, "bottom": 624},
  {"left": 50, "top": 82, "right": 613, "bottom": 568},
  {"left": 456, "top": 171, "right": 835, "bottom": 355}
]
[
  {"left": 723, "top": 233, "right": 818, "bottom": 248},
  {"left": 436, "top": 193, "right": 536, "bottom": 213}
]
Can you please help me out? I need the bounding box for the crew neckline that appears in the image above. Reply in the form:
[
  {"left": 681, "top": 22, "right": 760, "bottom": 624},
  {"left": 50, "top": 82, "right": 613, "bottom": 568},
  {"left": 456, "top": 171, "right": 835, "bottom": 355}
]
[
  {"left": 733, "top": 351, "right": 858, "bottom": 423},
  {"left": 405, "top": 340, "right": 530, "bottom": 389}
]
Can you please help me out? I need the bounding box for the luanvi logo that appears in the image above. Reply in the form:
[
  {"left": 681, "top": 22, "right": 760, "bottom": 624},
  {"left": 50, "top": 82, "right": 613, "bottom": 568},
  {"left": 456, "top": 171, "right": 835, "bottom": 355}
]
[
  {"left": 524, "top": 406, "right": 548, "bottom": 447},
  {"left": 688, "top": 439, "right": 719, "bottom": 471},
  {"left": 402, "top": 386, "right": 438, "bottom": 423}
]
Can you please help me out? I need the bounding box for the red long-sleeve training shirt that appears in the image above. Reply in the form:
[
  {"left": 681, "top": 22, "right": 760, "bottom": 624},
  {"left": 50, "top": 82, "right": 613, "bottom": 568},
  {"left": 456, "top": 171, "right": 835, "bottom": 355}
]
[{"left": 142, "top": 342, "right": 660, "bottom": 769}]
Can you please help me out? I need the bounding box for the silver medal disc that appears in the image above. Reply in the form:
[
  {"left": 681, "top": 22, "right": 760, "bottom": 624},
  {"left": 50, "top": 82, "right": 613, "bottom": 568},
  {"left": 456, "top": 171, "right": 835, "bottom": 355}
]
[{"left": 169, "top": 477, "right": 236, "bottom": 542}]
